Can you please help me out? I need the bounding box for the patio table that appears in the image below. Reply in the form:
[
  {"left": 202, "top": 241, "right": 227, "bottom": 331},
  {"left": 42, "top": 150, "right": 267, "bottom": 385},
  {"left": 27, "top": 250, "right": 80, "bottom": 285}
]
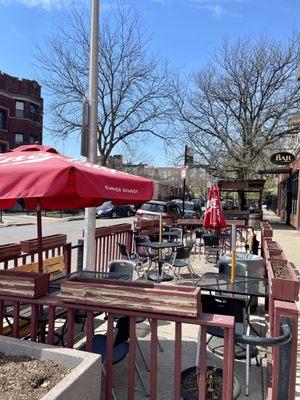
[
  {"left": 195, "top": 272, "right": 268, "bottom": 298},
  {"left": 142, "top": 241, "right": 182, "bottom": 282}
]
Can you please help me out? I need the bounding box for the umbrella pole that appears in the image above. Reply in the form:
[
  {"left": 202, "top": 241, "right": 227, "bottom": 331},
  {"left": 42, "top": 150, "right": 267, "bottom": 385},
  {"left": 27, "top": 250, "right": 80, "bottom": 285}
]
[
  {"left": 230, "top": 224, "right": 237, "bottom": 284},
  {"left": 36, "top": 200, "right": 43, "bottom": 273},
  {"left": 158, "top": 213, "right": 163, "bottom": 281}
]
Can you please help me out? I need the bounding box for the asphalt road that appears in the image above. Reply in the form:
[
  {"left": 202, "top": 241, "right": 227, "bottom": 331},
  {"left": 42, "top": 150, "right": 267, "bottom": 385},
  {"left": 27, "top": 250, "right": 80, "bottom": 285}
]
[{"left": 0, "top": 216, "right": 135, "bottom": 246}]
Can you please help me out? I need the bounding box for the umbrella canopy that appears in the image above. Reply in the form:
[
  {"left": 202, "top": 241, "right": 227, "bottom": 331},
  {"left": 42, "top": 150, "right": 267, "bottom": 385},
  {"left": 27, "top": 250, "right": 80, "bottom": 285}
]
[
  {"left": 0, "top": 145, "right": 154, "bottom": 210},
  {"left": 202, "top": 184, "right": 227, "bottom": 229}
]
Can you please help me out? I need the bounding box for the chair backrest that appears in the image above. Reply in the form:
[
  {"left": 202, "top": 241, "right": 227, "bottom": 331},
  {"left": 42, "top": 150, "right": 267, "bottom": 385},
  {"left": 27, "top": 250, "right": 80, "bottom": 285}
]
[
  {"left": 218, "top": 260, "right": 247, "bottom": 276},
  {"left": 114, "top": 316, "right": 130, "bottom": 346},
  {"left": 170, "top": 228, "right": 183, "bottom": 240},
  {"left": 108, "top": 260, "right": 135, "bottom": 280},
  {"left": 117, "top": 243, "right": 129, "bottom": 259},
  {"left": 203, "top": 234, "right": 220, "bottom": 247},
  {"left": 134, "top": 236, "right": 151, "bottom": 246},
  {"left": 149, "top": 234, "right": 159, "bottom": 242},
  {"left": 201, "top": 294, "right": 245, "bottom": 323},
  {"left": 195, "top": 228, "right": 206, "bottom": 239},
  {"left": 175, "top": 245, "right": 193, "bottom": 260}
]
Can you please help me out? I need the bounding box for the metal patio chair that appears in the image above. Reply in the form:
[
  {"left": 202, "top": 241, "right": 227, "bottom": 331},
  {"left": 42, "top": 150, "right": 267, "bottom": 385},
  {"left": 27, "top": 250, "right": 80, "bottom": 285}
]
[{"left": 202, "top": 234, "right": 221, "bottom": 263}]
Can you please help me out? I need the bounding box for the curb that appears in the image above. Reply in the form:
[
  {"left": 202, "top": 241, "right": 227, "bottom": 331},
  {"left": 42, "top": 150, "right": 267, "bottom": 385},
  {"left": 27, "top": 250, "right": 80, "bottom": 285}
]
[{"left": 0, "top": 222, "right": 35, "bottom": 228}]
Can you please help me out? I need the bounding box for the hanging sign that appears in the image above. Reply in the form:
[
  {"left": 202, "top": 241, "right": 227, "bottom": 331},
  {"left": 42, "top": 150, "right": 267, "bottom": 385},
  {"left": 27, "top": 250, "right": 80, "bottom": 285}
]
[{"left": 270, "top": 152, "right": 295, "bottom": 166}]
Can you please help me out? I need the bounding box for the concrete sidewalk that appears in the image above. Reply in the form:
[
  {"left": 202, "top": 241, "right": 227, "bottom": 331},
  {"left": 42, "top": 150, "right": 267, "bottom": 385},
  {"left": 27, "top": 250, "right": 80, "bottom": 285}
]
[
  {"left": 263, "top": 209, "right": 300, "bottom": 398},
  {"left": 0, "top": 213, "right": 84, "bottom": 227}
]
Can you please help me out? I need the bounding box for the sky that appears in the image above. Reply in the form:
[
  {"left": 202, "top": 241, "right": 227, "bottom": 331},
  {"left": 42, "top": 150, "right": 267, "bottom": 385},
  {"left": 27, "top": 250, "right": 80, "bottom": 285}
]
[{"left": 0, "top": 0, "right": 299, "bottom": 165}]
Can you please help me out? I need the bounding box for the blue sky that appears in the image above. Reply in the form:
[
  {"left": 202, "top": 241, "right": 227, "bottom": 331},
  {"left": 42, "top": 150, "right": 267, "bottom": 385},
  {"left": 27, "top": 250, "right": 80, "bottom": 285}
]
[{"left": 0, "top": 0, "right": 299, "bottom": 165}]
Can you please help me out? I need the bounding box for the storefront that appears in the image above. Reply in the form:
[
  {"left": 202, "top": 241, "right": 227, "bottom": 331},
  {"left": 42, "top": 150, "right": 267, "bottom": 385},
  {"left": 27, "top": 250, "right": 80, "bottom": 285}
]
[{"left": 277, "top": 159, "right": 300, "bottom": 229}]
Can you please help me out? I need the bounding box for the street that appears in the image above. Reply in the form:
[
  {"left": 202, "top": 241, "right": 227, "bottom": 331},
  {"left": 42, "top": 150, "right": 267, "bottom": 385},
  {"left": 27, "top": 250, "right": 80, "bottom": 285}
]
[{"left": 0, "top": 215, "right": 134, "bottom": 246}]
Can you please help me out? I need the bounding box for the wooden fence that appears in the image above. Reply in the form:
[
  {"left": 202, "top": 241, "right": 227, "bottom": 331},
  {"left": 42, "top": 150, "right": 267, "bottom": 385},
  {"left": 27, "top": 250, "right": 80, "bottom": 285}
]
[
  {"left": 0, "top": 291, "right": 235, "bottom": 400},
  {"left": 94, "top": 224, "right": 133, "bottom": 272}
]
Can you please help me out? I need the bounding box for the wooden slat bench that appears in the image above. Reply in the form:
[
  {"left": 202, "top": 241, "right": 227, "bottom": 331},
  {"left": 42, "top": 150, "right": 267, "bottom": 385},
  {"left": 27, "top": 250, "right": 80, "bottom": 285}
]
[{"left": 10, "top": 255, "right": 68, "bottom": 281}]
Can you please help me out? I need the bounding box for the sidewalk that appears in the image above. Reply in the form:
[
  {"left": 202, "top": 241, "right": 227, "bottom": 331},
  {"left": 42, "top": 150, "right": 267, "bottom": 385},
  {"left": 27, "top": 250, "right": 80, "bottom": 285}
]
[
  {"left": 263, "top": 209, "right": 300, "bottom": 398},
  {"left": 0, "top": 213, "right": 84, "bottom": 227}
]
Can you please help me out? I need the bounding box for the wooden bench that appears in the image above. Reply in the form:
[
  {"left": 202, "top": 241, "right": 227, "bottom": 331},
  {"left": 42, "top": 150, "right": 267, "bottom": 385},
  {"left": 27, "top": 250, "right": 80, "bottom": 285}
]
[{"left": 10, "top": 255, "right": 68, "bottom": 281}]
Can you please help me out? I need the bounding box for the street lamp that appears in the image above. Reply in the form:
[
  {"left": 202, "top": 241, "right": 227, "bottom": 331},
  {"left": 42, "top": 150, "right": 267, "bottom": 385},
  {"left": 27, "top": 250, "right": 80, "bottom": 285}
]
[{"left": 83, "top": 0, "right": 99, "bottom": 270}]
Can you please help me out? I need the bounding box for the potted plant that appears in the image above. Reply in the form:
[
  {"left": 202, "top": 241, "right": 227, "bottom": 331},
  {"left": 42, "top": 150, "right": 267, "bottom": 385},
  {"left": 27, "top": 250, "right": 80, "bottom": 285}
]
[
  {"left": 266, "top": 260, "right": 299, "bottom": 302},
  {"left": 181, "top": 365, "right": 241, "bottom": 400}
]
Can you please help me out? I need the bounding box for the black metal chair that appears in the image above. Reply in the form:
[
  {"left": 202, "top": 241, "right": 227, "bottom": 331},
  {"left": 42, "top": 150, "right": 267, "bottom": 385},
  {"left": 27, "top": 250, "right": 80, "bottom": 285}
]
[
  {"left": 117, "top": 243, "right": 145, "bottom": 278},
  {"left": 166, "top": 245, "right": 195, "bottom": 283},
  {"left": 108, "top": 260, "right": 163, "bottom": 371},
  {"left": 201, "top": 294, "right": 259, "bottom": 396},
  {"left": 81, "top": 316, "right": 148, "bottom": 399},
  {"left": 202, "top": 234, "right": 221, "bottom": 263},
  {"left": 134, "top": 236, "right": 158, "bottom": 274},
  {"left": 194, "top": 228, "right": 206, "bottom": 256}
]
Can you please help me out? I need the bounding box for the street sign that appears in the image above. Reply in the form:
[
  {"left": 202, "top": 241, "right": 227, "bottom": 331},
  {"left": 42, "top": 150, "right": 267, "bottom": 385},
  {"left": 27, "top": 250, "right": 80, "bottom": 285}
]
[
  {"left": 270, "top": 152, "right": 295, "bottom": 166},
  {"left": 181, "top": 165, "right": 188, "bottom": 180}
]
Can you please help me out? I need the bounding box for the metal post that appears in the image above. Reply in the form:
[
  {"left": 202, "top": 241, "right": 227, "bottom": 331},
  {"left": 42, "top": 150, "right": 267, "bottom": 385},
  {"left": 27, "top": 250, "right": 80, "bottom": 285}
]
[
  {"left": 182, "top": 145, "right": 187, "bottom": 218},
  {"left": 83, "top": 0, "right": 99, "bottom": 270}
]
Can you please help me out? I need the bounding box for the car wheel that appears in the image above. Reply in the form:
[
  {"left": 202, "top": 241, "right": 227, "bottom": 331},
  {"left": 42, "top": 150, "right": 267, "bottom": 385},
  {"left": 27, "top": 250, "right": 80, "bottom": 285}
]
[{"left": 112, "top": 211, "right": 117, "bottom": 218}]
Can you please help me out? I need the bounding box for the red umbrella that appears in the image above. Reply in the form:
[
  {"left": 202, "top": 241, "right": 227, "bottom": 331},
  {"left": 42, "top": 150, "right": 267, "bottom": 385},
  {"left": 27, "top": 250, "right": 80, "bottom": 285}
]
[
  {"left": 0, "top": 145, "right": 154, "bottom": 271},
  {"left": 202, "top": 184, "right": 227, "bottom": 229}
]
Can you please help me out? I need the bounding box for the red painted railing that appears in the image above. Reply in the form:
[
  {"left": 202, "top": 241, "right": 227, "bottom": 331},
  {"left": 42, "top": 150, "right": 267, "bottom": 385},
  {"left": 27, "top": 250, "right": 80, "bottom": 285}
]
[
  {"left": 94, "top": 224, "right": 133, "bottom": 272},
  {"left": 0, "top": 292, "right": 235, "bottom": 400},
  {"left": 0, "top": 236, "right": 71, "bottom": 272}
]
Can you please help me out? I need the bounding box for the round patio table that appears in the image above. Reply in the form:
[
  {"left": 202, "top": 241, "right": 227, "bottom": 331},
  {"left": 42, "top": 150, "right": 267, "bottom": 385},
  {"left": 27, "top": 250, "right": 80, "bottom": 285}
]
[{"left": 142, "top": 241, "right": 182, "bottom": 282}]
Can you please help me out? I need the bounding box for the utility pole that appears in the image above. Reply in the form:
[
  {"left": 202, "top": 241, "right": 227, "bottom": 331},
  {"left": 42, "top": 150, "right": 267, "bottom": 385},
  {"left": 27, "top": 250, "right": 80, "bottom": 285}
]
[
  {"left": 83, "top": 0, "right": 99, "bottom": 270},
  {"left": 182, "top": 145, "right": 188, "bottom": 217},
  {"left": 182, "top": 145, "right": 194, "bottom": 217}
]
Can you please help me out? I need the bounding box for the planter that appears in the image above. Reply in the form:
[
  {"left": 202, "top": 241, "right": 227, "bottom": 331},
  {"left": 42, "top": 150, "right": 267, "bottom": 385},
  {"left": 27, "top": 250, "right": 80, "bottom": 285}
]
[
  {"left": 0, "top": 243, "right": 21, "bottom": 261},
  {"left": 265, "top": 248, "right": 287, "bottom": 263},
  {"left": 181, "top": 366, "right": 241, "bottom": 400},
  {"left": 260, "top": 221, "right": 273, "bottom": 238},
  {"left": 0, "top": 270, "right": 49, "bottom": 298},
  {"left": 61, "top": 277, "right": 201, "bottom": 318},
  {"left": 264, "top": 241, "right": 283, "bottom": 254},
  {"left": 21, "top": 235, "right": 67, "bottom": 253},
  {"left": 266, "top": 260, "right": 299, "bottom": 302},
  {"left": 0, "top": 336, "right": 101, "bottom": 400}
]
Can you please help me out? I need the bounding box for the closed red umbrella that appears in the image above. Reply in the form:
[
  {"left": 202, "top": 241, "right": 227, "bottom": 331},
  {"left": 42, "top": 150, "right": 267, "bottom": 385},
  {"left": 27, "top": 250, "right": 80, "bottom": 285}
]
[
  {"left": 202, "top": 184, "right": 227, "bottom": 229},
  {"left": 0, "top": 145, "right": 154, "bottom": 270}
]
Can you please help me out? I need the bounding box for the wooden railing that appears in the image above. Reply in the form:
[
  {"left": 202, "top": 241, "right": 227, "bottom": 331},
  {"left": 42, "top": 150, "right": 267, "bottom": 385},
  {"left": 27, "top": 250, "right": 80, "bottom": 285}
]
[
  {"left": 0, "top": 235, "right": 71, "bottom": 272},
  {"left": 94, "top": 224, "right": 133, "bottom": 272},
  {"left": 0, "top": 292, "right": 235, "bottom": 400}
]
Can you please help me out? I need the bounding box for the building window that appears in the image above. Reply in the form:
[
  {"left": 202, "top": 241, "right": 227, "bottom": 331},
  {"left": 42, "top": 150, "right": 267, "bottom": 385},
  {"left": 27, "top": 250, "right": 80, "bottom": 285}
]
[
  {"left": 291, "top": 173, "right": 299, "bottom": 215},
  {"left": 14, "top": 133, "right": 24, "bottom": 147},
  {"left": 15, "top": 101, "right": 24, "bottom": 118},
  {"left": 30, "top": 103, "right": 38, "bottom": 122},
  {"left": 0, "top": 110, "right": 6, "bottom": 129},
  {"left": 29, "top": 135, "right": 38, "bottom": 144}
]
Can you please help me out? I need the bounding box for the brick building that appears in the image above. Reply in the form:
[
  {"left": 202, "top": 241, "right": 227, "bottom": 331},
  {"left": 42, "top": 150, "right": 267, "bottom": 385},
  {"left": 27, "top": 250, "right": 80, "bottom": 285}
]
[{"left": 0, "top": 71, "right": 43, "bottom": 153}]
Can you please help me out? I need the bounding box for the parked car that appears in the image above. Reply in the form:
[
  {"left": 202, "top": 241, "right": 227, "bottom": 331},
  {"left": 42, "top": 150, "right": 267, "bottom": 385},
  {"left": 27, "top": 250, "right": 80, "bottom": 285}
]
[
  {"left": 135, "top": 200, "right": 181, "bottom": 224},
  {"left": 96, "top": 201, "right": 135, "bottom": 218},
  {"left": 169, "top": 199, "right": 198, "bottom": 218}
]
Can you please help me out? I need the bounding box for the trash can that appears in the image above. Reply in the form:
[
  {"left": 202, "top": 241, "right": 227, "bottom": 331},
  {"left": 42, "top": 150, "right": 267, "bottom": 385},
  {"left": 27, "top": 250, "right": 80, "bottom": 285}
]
[
  {"left": 222, "top": 252, "right": 265, "bottom": 278},
  {"left": 220, "top": 253, "right": 266, "bottom": 312}
]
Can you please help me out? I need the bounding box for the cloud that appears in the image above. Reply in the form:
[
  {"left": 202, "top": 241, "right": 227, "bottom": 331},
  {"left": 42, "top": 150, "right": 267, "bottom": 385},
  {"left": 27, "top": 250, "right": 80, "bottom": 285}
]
[
  {"left": 0, "top": 0, "right": 86, "bottom": 10},
  {"left": 189, "top": 0, "right": 246, "bottom": 18}
]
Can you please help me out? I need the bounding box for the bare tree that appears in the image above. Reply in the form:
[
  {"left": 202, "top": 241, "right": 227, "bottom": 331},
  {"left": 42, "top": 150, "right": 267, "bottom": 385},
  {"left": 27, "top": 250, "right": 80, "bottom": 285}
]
[
  {"left": 172, "top": 35, "right": 300, "bottom": 179},
  {"left": 35, "top": 4, "right": 172, "bottom": 165}
]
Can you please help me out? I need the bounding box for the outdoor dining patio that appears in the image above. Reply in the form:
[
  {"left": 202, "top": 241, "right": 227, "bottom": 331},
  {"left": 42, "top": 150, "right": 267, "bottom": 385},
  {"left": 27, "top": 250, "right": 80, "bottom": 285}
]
[{"left": 0, "top": 145, "right": 298, "bottom": 400}]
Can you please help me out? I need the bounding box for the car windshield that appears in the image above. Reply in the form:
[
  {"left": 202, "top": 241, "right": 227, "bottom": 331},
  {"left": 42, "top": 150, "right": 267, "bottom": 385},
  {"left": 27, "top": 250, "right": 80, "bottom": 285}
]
[
  {"left": 140, "top": 203, "right": 166, "bottom": 213},
  {"left": 98, "top": 201, "right": 112, "bottom": 210}
]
